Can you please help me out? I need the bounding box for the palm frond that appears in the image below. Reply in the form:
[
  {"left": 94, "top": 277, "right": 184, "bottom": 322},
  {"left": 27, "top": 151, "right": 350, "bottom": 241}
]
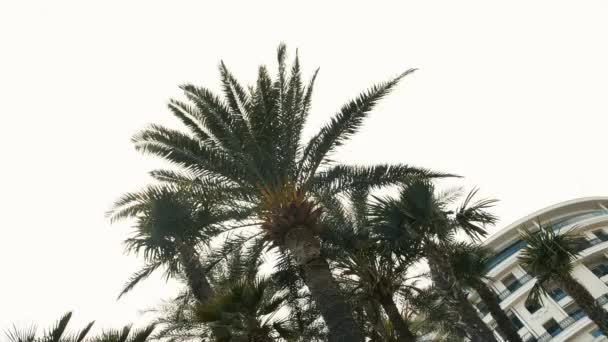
[
  {"left": 40, "top": 312, "right": 72, "bottom": 342},
  {"left": 311, "top": 163, "right": 453, "bottom": 194},
  {"left": 167, "top": 99, "right": 211, "bottom": 141},
  {"left": 118, "top": 261, "right": 165, "bottom": 299},
  {"left": 70, "top": 321, "right": 95, "bottom": 342},
  {"left": 131, "top": 124, "right": 246, "bottom": 184},
  {"left": 298, "top": 69, "right": 417, "bottom": 181},
  {"left": 4, "top": 324, "right": 37, "bottom": 342},
  {"left": 455, "top": 188, "right": 498, "bottom": 241},
  {"left": 126, "top": 325, "right": 155, "bottom": 342}
]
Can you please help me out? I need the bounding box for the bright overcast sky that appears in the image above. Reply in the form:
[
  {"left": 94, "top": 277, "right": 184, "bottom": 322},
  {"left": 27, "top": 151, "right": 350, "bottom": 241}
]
[{"left": 1, "top": 0, "right": 608, "bottom": 335}]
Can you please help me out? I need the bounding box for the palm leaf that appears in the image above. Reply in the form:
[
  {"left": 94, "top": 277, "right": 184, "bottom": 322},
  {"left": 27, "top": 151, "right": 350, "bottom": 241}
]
[{"left": 298, "top": 69, "right": 417, "bottom": 182}]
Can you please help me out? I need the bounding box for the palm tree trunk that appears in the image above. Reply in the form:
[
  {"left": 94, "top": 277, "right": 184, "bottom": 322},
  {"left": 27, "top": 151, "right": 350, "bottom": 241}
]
[
  {"left": 558, "top": 274, "right": 608, "bottom": 336},
  {"left": 426, "top": 245, "right": 497, "bottom": 342},
  {"left": 378, "top": 294, "right": 417, "bottom": 342},
  {"left": 302, "top": 257, "right": 366, "bottom": 342},
  {"left": 177, "top": 243, "right": 234, "bottom": 341},
  {"left": 177, "top": 243, "right": 213, "bottom": 303},
  {"left": 285, "top": 226, "right": 365, "bottom": 342},
  {"left": 470, "top": 279, "right": 523, "bottom": 342},
  {"left": 364, "top": 302, "right": 389, "bottom": 342}
]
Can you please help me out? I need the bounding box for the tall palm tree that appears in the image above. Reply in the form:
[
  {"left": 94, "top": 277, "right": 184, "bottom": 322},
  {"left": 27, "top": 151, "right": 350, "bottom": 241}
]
[
  {"left": 370, "top": 180, "right": 499, "bottom": 342},
  {"left": 518, "top": 223, "right": 608, "bottom": 336},
  {"left": 4, "top": 312, "right": 155, "bottom": 342},
  {"left": 130, "top": 43, "right": 441, "bottom": 341},
  {"left": 322, "top": 187, "right": 419, "bottom": 342},
  {"left": 450, "top": 242, "right": 523, "bottom": 342},
  {"left": 108, "top": 184, "right": 248, "bottom": 302}
]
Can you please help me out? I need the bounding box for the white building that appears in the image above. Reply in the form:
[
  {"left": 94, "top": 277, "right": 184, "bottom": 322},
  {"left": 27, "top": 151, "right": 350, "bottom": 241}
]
[{"left": 470, "top": 197, "right": 608, "bottom": 342}]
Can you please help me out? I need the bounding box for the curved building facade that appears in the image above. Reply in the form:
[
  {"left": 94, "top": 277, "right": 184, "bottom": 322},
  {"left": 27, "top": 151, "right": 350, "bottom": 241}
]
[{"left": 471, "top": 197, "right": 608, "bottom": 342}]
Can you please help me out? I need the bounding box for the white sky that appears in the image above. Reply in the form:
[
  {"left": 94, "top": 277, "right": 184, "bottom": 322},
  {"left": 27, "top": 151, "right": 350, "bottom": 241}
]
[{"left": 1, "top": 0, "right": 608, "bottom": 335}]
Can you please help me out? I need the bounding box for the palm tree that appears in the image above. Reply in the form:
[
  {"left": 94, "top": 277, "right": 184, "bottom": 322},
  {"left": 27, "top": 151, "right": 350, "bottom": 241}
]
[
  {"left": 450, "top": 242, "right": 523, "bottom": 342},
  {"left": 4, "top": 312, "right": 155, "bottom": 342},
  {"left": 321, "top": 187, "right": 419, "bottom": 342},
  {"left": 518, "top": 223, "right": 608, "bottom": 336},
  {"left": 407, "top": 287, "right": 468, "bottom": 341},
  {"left": 108, "top": 184, "right": 248, "bottom": 302},
  {"left": 129, "top": 43, "right": 441, "bottom": 341},
  {"left": 194, "top": 276, "right": 299, "bottom": 342},
  {"left": 370, "top": 180, "right": 499, "bottom": 342}
]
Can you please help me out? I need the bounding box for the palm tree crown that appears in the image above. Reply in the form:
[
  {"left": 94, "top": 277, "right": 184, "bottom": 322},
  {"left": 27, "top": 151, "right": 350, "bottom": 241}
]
[
  {"left": 519, "top": 223, "right": 608, "bottom": 336},
  {"left": 108, "top": 184, "right": 246, "bottom": 299}
]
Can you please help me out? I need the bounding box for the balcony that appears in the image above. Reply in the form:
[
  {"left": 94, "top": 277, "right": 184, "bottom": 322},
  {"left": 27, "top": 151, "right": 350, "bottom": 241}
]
[
  {"left": 532, "top": 302, "right": 600, "bottom": 342},
  {"left": 498, "top": 274, "right": 533, "bottom": 301},
  {"left": 537, "top": 316, "right": 577, "bottom": 342}
]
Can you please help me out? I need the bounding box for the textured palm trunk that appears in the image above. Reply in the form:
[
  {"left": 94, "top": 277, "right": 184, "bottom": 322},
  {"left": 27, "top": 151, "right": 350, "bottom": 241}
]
[
  {"left": 177, "top": 243, "right": 213, "bottom": 303},
  {"left": 285, "top": 226, "right": 365, "bottom": 342},
  {"left": 177, "top": 243, "right": 233, "bottom": 341},
  {"left": 470, "top": 279, "right": 523, "bottom": 342},
  {"left": 558, "top": 274, "right": 608, "bottom": 336},
  {"left": 364, "top": 303, "right": 389, "bottom": 342},
  {"left": 426, "top": 245, "right": 497, "bottom": 342},
  {"left": 378, "top": 294, "right": 417, "bottom": 342}
]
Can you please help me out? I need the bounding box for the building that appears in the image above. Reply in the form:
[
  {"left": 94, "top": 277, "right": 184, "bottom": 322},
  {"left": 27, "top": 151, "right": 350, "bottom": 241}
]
[{"left": 470, "top": 197, "right": 608, "bottom": 342}]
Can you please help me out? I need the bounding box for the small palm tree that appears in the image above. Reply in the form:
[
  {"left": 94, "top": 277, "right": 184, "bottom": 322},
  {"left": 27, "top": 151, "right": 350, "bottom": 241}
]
[
  {"left": 370, "top": 180, "right": 499, "bottom": 342},
  {"left": 194, "top": 276, "right": 298, "bottom": 342},
  {"left": 152, "top": 241, "right": 326, "bottom": 342},
  {"left": 129, "top": 43, "right": 441, "bottom": 341},
  {"left": 450, "top": 242, "right": 523, "bottom": 342},
  {"left": 322, "top": 187, "right": 419, "bottom": 342},
  {"left": 108, "top": 184, "right": 248, "bottom": 302},
  {"left": 407, "top": 286, "right": 468, "bottom": 341},
  {"left": 4, "top": 312, "right": 155, "bottom": 342},
  {"left": 518, "top": 223, "right": 608, "bottom": 336}
]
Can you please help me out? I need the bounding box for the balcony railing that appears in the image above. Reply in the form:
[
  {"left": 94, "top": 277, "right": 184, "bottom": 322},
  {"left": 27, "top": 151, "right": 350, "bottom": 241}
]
[
  {"left": 536, "top": 316, "right": 576, "bottom": 342},
  {"left": 534, "top": 295, "right": 608, "bottom": 342},
  {"left": 497, "top": 274, "right": 533, "bottom": 301}
]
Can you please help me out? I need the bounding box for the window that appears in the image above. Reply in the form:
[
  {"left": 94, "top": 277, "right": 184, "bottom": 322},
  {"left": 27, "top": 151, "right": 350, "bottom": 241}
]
[
  {"left": 546, "top": 283, "right": 566, "bottom": 301},
  {"left": 593, "top": 229, "right": 608, "bottom": 242},
  {"left": 590, "top": 259, "right": 608, "bottom": 278},
  {"left": 525, "top": 300, "right": 541, "bottom": 314},
  {"left": 476, "top": 301, "right": 489, "bottom": 317},
  {"left": 507, "top": 311, "right": 524, "bottom": 330},
  {"left": 502, "top": 273, "right": 522, "bottom": 292},
  {"left": 543, "top": 318, "right": 561, "bottom": 337}
]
